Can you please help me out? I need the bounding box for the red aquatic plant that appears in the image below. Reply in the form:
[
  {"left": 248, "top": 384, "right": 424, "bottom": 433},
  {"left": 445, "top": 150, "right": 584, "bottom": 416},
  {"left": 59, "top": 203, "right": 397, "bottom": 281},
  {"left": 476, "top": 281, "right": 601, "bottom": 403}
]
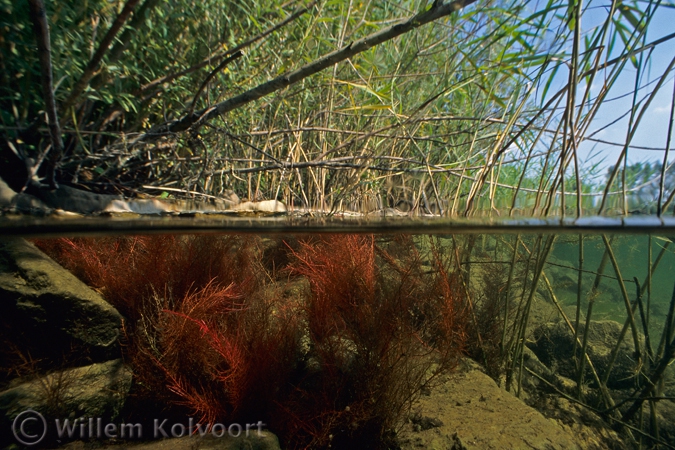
[
  {"left": 33, "top": 234, "right": 468, "bottom": 449},
  {"left": 36, "top": 235, "right": 302, "bottom": 427},
  {"left": 275, "top": 234, "right": 469, "bottom": 449},
  {"left": 150, "top": 283, "right": 248, "bottom": 424},
  {"left": 34, "top": 235, "right": 262, "bottom": 320},
  {"left": 142, "top": 280, "right": 300, "bottom": 425}
]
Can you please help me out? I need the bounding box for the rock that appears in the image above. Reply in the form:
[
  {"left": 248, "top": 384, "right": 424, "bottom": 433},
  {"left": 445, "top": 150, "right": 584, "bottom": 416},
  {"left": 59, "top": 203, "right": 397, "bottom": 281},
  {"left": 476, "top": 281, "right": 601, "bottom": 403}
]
[
  {"left": 0, "top": 237, "right": 123, "bottom": 363},
  {"left": 0, "top": 177, "right": 13, "bottom": 206},
  {"left": 397, "top": 358, "right": 583, "bottom": 450},
  {"left": 653, "top": 399, "right": 675, "bottom": 444},
  {"left": 35, "top": 184, "right": 129, "bottom": 214},
  {"left": 233, "top": 200, "right": 287, "bottom": 213},
  {"left": 175, "top": 192, "right": 240, "bottom": 212},
  {"left": 52, "top": 430, "right": 281, "bottom": 450},
  {"left": 102, "top": 198, "right": 174, "bottom": 214},
  {"left": 366, "top": 207, "right": 408, "bottom": 217},
  {"left": 409, "top": 412, "right": 443, "bottom": 431},
  {"left": 0, "top": 177, "right": 52, "bottom": 215},
  {"left": 0, "top": 175, "right": 286, "bottom": 216},
  {"left": 527, "top": 320, "right": 639, "bottom": 390},
  {"left": 0, "top": 359, "right": 132, "bottom": 448},
  {"left": 29, "top": 183, "right": 242, "bottom": 215}
]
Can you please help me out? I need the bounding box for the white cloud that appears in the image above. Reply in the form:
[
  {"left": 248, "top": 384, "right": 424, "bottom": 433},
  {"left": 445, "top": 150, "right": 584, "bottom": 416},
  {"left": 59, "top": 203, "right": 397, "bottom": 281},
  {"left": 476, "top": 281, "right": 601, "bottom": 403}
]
[{"left": 653, "top": 106, "right": 672, "bottom": 114}]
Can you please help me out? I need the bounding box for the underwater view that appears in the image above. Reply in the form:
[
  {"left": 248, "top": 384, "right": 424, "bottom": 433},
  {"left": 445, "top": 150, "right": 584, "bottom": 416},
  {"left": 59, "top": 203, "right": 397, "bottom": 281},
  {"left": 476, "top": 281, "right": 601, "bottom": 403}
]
[
  {"left": 3, "top": 0, "right": 675, "bottom": 448},
  {"left": 1, "top": 230, "right": 675, "bottom": 449}
]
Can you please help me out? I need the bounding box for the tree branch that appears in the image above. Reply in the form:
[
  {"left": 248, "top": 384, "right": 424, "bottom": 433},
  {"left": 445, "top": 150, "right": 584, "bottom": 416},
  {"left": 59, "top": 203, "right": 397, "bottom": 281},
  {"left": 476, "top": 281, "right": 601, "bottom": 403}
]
[
  {"left": 60, "top": 0, "right": 141, "bottom": 115},
  {"left": 108, "top": 0, "right": 160, "bottom": 65},
  {"left": 27, "top": 0, "right": 62, "bottom": 188},
  {"left": 188, "top": 51, "right": 243, "bottom": 116},
  {"left": 89, "top": 0, "right": 162, "bottom": 92},
  {"left": 136, "top": 1, "right": 317, "bottom": 96},
  {"left": 142, "top": 0, "right": 477, "bottom": 139}
]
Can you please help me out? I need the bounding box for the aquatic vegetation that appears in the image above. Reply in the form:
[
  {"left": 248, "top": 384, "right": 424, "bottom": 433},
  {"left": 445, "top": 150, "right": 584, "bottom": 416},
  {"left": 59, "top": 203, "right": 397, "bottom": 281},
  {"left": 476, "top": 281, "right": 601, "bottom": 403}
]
[
  {"left": 33, "top": 235, "right": 260, "bottom": 321},
  {"left": 34, "top": 234, "right": 470, "bottom": 449},
  {"left": 277, "top": 234, "right": 468, "bottom": 448},
  {"left": 34, "top": 236, "right": 295, "bottom": 420},
  {"left": 32, "top": 232, "right": 675, "bottom": 447}
]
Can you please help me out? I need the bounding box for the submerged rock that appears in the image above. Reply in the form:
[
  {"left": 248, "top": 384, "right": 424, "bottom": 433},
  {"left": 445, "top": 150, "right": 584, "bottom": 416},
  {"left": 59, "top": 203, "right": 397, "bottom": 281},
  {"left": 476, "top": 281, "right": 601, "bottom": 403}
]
[
  {"left": 397, "top": 358, "right": 584, "bottom": 449},
  {"left": 0, "top": 359, "right": 132, "bottom": 448},
  {"left": 527, "top": 320, "right": 639, "bottom": 390},
  {"left": 0, "top": 237, "right": 123, "bottom": 363}
]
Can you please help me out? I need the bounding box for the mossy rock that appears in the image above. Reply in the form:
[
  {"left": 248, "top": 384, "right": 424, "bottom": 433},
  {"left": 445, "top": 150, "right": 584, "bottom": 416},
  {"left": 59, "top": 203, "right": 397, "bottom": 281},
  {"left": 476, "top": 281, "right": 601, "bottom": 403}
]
[
  {"left": 0, "top": 237, "right": 123, "bottom": 367},
  {"left": 0, "top": 359, "right": 132, "bottom": 448},
  {"left": 527, "top": 320, "right": 639, "bottom": 390}
]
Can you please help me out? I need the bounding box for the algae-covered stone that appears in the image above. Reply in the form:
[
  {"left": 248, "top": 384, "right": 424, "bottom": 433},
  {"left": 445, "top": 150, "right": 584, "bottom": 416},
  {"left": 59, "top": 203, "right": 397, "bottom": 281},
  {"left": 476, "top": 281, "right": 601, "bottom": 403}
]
[
  {"left": 0, "top": 360, "right": 132, "bottom": 448},
  {"left": 0, "top": 237, "right": 122, "bottom": 362},
  {"left": 397, "top": 358, "right": 583, "bottom": 450},
  {"left": 527, "top": 320, "right": 639, "bottom": 390}
]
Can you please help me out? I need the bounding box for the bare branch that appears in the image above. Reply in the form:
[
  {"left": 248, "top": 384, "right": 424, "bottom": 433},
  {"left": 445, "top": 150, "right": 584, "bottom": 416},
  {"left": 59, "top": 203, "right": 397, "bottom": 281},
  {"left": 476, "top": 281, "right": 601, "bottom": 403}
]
[
  {"left": 60, "top": 0, "right": 141, "bottom": 115},
  {"left": 27, "top": 0, "right": 62, "bottom": 188}
]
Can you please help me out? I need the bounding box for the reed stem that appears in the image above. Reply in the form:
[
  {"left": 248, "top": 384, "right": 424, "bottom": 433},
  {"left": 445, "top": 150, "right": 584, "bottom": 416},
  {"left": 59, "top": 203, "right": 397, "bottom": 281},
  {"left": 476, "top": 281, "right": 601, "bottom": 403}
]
[
  {"left": 600, "top": 235, "right": 641, "bottom": 387},
  {"left": 577, "top": 235, "right": 612, "bottom": 399}
]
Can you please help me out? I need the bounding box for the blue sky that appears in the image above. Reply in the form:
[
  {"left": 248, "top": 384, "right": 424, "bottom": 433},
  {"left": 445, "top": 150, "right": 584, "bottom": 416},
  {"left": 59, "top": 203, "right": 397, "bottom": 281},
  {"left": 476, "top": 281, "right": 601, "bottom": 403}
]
[{"left": 555, "top": 1, "right": 675, "bottom": 181}]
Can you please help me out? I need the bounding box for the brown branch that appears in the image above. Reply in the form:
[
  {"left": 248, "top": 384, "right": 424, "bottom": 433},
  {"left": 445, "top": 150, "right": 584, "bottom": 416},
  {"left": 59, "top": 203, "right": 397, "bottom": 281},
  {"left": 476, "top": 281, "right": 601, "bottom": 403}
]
[
  {"left": 27, "top": 0, "right": 62, "bottom": 189},
  {"left": 60, "top": 0, "right": 141, "bottom": 114},
  {"left": 89, "top": 0, "right": 162, "bottom": 91},
  {"left": 188, "top": 51, "right": 243, "bottom": 116},
  {"left": 142, "top": 0, "right": 477, "bottom": 139},
  {"left": 108, "top": 0, "right": 160, "bottom": 65},
  {"left": 136, "top": 1, "right": 317, "bottom": 95}
]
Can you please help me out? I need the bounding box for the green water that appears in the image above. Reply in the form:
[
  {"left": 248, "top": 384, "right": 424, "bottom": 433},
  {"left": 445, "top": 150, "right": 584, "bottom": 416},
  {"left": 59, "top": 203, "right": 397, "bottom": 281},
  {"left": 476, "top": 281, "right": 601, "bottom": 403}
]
[{"left": 549, "top": 234, "right": 675, "bottom": 337}]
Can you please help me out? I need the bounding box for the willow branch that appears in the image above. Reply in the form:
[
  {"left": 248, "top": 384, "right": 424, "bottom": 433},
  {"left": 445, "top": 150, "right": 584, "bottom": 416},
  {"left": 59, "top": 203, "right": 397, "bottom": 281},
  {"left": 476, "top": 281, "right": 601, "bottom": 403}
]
[
  {"left": 27, "top": 0, "right": 62, "bottom": 188},
  {"left": 60, "top": 0, "right": 141, "bottom": 114}
]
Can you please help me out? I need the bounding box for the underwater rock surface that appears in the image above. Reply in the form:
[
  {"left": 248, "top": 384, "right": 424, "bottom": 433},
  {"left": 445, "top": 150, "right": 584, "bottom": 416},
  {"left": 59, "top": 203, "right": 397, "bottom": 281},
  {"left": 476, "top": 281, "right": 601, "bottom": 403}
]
[
  {"left": 528, "top": 320, "right": 639, "bottom": 390},
  {"left": 0, "top": 359, "right": 132, "bottom": 448},
  {"left": 0, "top": 237, "right": 123, "bottom": 363},
  {"left": 397, "top": 358, "right": 585, "bottom": 450}
]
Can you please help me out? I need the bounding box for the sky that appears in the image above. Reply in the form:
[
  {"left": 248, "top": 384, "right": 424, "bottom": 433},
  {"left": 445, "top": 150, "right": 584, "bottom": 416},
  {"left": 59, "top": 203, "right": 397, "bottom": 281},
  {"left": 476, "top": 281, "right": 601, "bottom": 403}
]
[{"left": 553, "top": 1, "right": 675, "bottom": 181}]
